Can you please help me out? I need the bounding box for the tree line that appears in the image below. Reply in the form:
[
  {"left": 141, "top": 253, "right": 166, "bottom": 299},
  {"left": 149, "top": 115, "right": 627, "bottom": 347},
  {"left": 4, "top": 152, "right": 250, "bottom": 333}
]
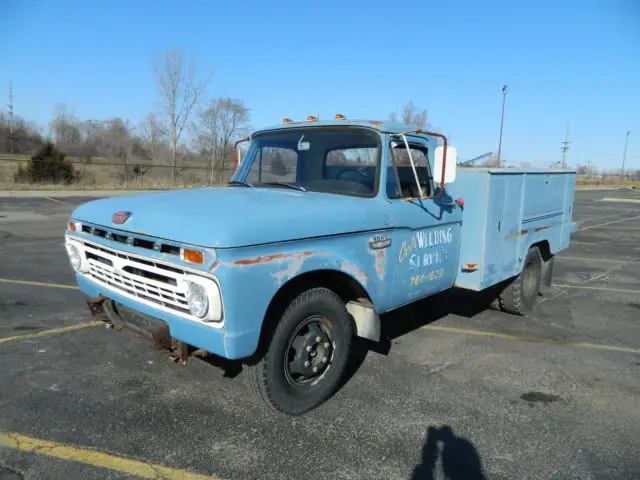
[{"left": 0, "top": 48, "right": 433, "bottom": 185}]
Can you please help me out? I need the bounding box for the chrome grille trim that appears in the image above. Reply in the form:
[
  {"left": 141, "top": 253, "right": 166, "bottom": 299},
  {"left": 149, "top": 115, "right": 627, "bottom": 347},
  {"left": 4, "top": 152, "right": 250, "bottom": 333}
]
[
  {"left": 84, "top": 242, "right": 190, "bottom": 314},
  {"left": 70, "top": 236, "right": 224, "bottom": 327},
  {"left": 88, "top": 262, "right": 189, "bottom": 313}
]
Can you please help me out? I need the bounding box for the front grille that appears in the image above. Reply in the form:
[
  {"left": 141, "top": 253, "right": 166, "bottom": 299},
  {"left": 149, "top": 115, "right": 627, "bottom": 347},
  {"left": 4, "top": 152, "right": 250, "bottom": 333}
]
[
  {"left": 83, "top": 241, "right": 190, "bottom": 314},
  {"left": 80, "top": 223, "right": 181, "bottom": 256}
]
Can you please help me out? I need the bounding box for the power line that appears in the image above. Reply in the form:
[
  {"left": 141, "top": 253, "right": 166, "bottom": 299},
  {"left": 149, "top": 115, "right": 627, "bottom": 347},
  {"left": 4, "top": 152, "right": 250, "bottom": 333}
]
[
  {"left": 560, "top": 122, "right": 570, "bottom": 168},
  {"left": 621, "top": 130, "right": 631, "bottom": 175},
  {"left": 7, "top": 81, "right": 14, "bottom": 154}
]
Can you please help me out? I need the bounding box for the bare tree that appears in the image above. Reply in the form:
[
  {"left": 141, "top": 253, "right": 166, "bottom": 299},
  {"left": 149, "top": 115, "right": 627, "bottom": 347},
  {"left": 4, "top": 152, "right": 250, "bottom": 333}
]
[
  {"left": 195, "top": 97, "right": 250, "bottom": 183},
  {"left": 0, "top": 112, "right": 43, "bottom": 154},
  {"left": 154, "top": 49, "right": 212, "bottom": 182},
  {"left": 136, "top": 112, "right": 169, "bottom": 164},
  {"left": 389, "top": 101, "right": 428, "bottom": 130},
  {"left": 82, "top": 117, "right": 134, "bottom": 159},
  {"left": 49, "top": 103, "right": 83, "bottom": 151}
]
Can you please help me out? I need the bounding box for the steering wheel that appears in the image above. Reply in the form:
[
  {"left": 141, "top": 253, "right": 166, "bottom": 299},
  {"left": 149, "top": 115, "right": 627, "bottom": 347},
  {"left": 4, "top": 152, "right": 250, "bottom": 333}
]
[{"left": 335, "top": 166, "right": 369, "bottom": 180}]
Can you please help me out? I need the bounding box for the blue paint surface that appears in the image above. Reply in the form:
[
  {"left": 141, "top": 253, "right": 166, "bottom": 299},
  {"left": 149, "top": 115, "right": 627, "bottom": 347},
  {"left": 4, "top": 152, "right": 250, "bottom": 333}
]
[
  {"left": 66, "top": 123, "right": 576, "bottom": 360},
  {"left": 71, "top": 187, "right": 390, "bottom": 248},
  {"left": 447, "top": 167, "right": 577, "bottom": 291}
]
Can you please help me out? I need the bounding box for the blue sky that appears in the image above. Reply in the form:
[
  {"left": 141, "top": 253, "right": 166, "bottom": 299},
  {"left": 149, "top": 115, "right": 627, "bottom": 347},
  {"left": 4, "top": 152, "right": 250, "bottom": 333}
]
[{"left": 1, "top": 0, "right": 638, "bottom": 170}]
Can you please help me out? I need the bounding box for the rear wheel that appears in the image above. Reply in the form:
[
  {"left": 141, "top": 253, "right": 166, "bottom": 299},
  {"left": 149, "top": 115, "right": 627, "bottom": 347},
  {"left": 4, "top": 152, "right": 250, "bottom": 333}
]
[
  {"left": 499, "top": 246, "right": 543, "bottom": 316},
  {"left": 244, "top": 287, "right": 353, "bottom": 416}
]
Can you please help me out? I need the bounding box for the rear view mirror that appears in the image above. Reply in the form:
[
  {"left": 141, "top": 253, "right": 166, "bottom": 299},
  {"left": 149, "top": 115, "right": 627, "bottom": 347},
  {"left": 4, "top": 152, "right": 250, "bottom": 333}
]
[{"left": 434, "top": 146, "right": 457, "bottom": 184}]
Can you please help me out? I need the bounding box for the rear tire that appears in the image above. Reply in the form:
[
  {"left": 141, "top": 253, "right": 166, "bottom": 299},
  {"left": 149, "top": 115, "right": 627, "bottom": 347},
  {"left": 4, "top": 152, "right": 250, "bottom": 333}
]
[
  {"left": 499, "top": 246, "right": 543, "bottom": 316},
  {"left": 244, "top": 287, "right": 353, "bottom": 416}
]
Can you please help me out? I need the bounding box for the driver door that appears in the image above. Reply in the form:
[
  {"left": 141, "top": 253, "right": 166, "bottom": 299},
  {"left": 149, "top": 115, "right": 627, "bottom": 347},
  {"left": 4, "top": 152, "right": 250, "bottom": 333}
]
[{"left": 385, "top": 136, "right": 462, "bottom": 309}]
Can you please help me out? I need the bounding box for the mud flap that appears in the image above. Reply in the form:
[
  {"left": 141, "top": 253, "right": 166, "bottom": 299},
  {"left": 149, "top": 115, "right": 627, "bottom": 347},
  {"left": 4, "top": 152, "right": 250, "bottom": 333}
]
[{"left": 541, "top": 255, "right": 554, "bottom": 288}]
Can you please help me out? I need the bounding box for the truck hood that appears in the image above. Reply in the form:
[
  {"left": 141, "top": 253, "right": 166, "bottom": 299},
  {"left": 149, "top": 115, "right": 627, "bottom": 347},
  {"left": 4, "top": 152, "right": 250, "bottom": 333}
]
[{"left": 71, "top": 187, "right": 388, "bottom": 248}]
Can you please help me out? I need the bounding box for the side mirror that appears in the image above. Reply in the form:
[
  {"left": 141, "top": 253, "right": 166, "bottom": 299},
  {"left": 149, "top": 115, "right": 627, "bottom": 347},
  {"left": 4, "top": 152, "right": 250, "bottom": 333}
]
[{"left": 434, "top": 146, "right": 457, "bottom": 184}]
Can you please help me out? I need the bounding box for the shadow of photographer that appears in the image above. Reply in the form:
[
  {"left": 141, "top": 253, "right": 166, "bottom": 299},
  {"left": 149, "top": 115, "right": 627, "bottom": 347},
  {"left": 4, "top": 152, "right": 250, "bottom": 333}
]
[{"left": 411, "top": 425, "right": 486, "bottom": 480}]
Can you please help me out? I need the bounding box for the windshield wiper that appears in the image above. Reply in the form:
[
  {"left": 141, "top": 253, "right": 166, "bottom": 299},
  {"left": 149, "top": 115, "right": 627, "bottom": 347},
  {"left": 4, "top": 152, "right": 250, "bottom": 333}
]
[
  {"left": 227, "top": 180, "right": 253, "bottom": 187},
  {"left": 260, "top": 182, "right": 307, "bottom": 192}
]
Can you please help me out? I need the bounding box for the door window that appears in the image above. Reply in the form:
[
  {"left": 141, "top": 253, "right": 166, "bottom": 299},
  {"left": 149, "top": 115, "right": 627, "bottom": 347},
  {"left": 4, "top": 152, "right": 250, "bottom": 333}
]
[{"left": 386, "top": 141, "right": 434, "bottom": 199}]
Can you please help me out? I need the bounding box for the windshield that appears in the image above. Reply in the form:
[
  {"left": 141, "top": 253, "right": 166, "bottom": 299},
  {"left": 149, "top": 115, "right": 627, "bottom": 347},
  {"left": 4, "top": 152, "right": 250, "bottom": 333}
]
[{"left": 232, "top": 127, "right": 381, "bottom": 197}]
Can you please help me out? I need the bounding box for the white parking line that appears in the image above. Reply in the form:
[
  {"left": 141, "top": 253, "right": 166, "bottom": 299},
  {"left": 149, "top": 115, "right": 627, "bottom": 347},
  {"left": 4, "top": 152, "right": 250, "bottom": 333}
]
[
  {"left": 556, "top": 256, "right": 640, "bottom": 264},
  {"left": 580, "top": 215, "right": 640, "bottom": 230}
]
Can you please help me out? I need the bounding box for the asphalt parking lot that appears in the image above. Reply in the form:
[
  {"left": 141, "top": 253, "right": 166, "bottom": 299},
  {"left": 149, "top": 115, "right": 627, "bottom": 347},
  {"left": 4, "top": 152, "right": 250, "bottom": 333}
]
[{"left": 1, "top": 188, "right": 639, "bottom": 480}]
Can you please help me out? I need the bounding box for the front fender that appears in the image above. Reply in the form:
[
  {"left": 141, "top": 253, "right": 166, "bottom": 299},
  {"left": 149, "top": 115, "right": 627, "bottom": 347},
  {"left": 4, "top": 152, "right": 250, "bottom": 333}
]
[{"left": 212, "top": 233, "right": 389, "bottom": 358}]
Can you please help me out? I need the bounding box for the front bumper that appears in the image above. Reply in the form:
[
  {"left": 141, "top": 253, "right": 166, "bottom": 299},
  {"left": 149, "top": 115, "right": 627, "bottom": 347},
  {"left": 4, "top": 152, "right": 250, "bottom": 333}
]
[{"left": 76, "top": 273, "right": 256, "bottom": 360}]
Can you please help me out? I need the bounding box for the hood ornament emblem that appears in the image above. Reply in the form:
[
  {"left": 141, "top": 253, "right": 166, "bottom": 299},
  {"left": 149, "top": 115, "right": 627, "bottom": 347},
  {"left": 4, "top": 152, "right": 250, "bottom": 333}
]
[{"left": 112, "top": 211, "right": 133, "bottom": 225}]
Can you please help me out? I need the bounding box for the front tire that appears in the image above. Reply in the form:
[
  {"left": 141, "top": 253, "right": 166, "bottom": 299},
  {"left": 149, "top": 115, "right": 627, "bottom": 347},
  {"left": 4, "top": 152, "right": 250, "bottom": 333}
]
[
  {"left": 499, "top": 246, "right": 543, "bottom": 316},
  {"left": 245, "top": 287, "right": 354, "bottom": 416}
]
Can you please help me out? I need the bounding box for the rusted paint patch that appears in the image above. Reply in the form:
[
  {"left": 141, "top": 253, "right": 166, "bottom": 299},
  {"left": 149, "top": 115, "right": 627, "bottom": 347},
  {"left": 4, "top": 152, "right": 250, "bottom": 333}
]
[
  {"left": 340, "top": 260, "right": 369, "bottom": 286},
  {"left": 370, "top": 248, "right": 386, "bottom": 281},
  {"left": 271, "top": 255, "right": 308, "bottom": 288},
  {"left": 534, "top": 225, "right": 553, "bottom": 232},
  {"left": 506, "top": 229, "right": 529, "bottom": 239},
  {"left": 233, "top": 251, "right": 318, "bottom": 266},
  {"left": 209, "top": 252, "right": 319, "bottom": 272}
]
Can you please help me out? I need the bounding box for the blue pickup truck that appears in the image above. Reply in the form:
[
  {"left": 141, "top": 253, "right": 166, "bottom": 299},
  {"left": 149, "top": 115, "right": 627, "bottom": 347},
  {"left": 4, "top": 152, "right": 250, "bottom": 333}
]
[{"left": 65, "top": 117, "right": 577, "bottom": 415}]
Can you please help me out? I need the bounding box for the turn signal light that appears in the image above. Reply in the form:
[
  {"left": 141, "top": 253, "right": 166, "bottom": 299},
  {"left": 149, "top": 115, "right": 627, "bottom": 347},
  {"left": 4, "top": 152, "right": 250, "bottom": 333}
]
[
  {"left": 182, "top": 248, "right": 204, "bottom": 264},
  {"left": 68, "top": 222, "right": 77, "bottom": 232}
]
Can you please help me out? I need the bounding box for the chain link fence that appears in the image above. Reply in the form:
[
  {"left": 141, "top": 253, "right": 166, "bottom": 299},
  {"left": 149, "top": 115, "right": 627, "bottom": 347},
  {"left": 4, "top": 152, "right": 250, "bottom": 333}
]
[
  {"left": 1, "top": 155, "right": 638, "bottom": 190},
  {"left": 0, "top": 156, "right": 237, "bottom": 189}
]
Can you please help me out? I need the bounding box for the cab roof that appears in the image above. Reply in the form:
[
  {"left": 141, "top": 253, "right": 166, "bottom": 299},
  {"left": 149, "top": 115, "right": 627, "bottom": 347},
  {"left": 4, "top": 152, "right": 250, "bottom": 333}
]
[{"left": 252, "top": 119, "right": 431, "bottom": 136}]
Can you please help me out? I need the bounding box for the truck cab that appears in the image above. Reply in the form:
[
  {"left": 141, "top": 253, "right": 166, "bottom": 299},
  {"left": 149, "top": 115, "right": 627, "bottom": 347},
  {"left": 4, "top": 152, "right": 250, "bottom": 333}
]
[
  {"left": 231, "top": 118, "right": 463, "bottom": 309},
  {"left": 65, "top": 116, "right": 574, "bottom": 415}
]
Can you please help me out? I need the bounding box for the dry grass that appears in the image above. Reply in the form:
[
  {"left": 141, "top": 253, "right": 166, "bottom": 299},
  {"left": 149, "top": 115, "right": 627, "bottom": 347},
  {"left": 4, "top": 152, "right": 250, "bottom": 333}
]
[
  {"left": 0, "top": 156, "right": 233, "bottom": 192},
  {"left": 576, "top": 178, "right": 639, "bottom": 190}
]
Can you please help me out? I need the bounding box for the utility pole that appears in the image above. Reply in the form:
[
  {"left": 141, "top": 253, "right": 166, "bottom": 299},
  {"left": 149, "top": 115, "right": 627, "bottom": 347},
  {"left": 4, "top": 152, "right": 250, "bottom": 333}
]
[
  {"left": 621, "top": 130, "right": 630, "bottom": 176},
  {"left": 497, "top": 84, "right": 508, "bottom": 167},
  {"left": 7, "top": 82, "right": 14, "bottom": 154},
  {"left": 560, "top": 122, "right": 570, "bottom": 168},
  {"left": 585, "top": 155, "right": 591, "bottom": 177}
]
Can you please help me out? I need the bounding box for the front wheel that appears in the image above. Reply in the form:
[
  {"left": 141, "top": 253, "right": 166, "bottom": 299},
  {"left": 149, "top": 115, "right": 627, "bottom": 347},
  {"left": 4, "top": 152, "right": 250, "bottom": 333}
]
[{"left": 244, "top": 287, "right": 354, "bottom": 416}]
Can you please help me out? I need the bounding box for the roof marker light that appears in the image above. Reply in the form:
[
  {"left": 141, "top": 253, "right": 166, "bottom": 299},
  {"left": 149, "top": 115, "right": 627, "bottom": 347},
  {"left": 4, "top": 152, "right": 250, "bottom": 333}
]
[
  {"left": 335, "top": 113, "right": 346, "bottom": 120},
  {"left": 282, "top": 118, "right": 293, "bottom": 124},
  {"left": 306, "top": 115, "right": 318, "bottom": 121}
]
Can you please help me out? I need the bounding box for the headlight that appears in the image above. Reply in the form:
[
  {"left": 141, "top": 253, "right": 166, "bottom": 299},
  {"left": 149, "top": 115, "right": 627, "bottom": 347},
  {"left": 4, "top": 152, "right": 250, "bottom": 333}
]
[
  {"left": 65, "top": 239, "right": 89, "bottom": 273},
  {"left": 68, "top": 243, "right": 82, "bottom": 271},
  {"left": 187, "top": 282, "right": 209, "bottom": 318},
  {"left": 183, "top": 275, "right": 223, "bottom": 322}
]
